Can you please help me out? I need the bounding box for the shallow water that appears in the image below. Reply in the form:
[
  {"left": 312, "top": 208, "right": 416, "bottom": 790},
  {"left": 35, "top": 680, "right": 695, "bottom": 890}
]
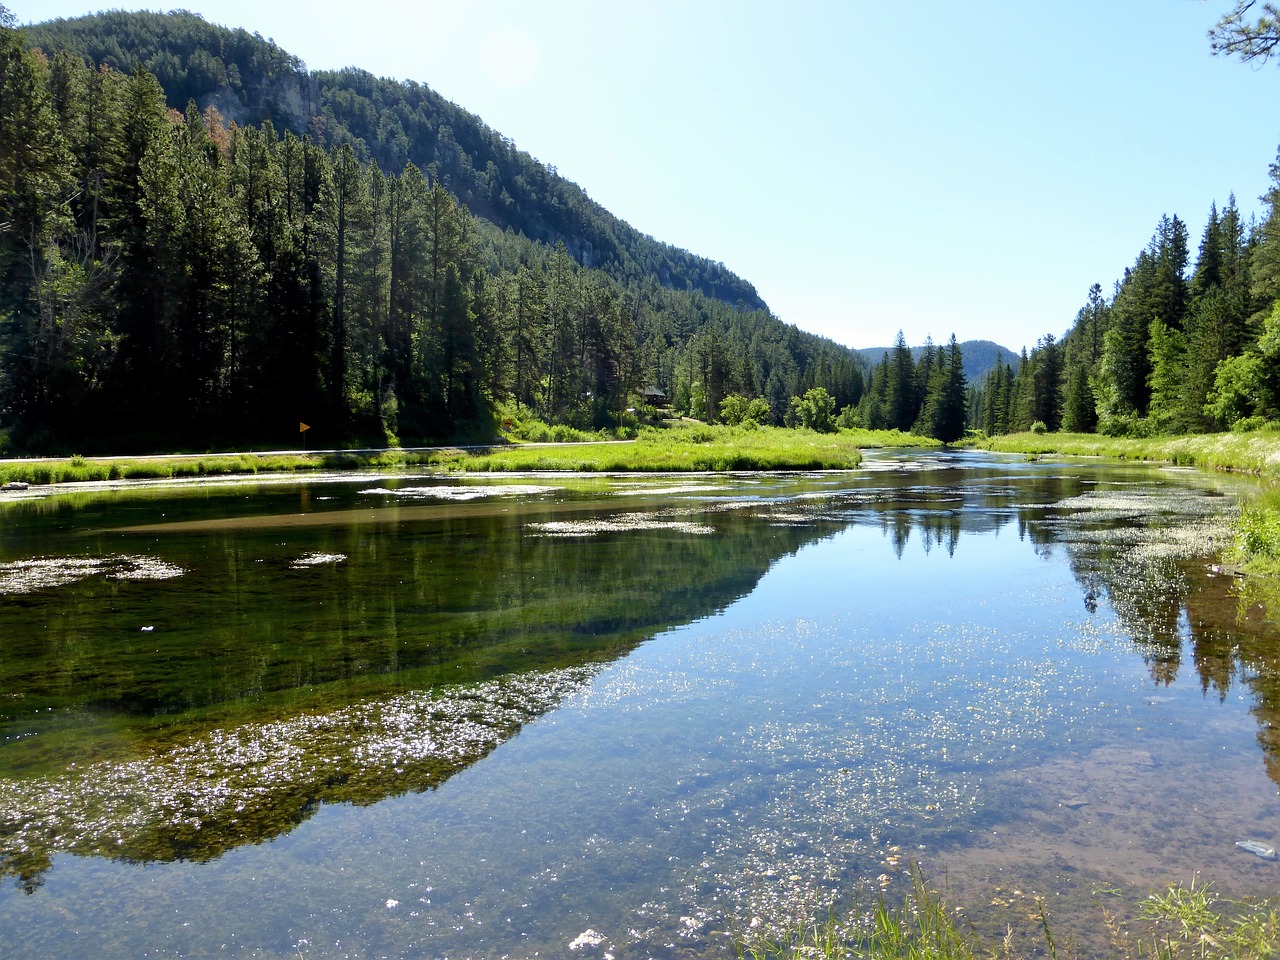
[{"left": 0, "top": 451, "right": 1276, "bottom": 958}]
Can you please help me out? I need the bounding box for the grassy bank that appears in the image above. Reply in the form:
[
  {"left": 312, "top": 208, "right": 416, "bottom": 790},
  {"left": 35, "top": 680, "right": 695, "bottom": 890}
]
[
  {"left": 0, "top": 449, "right": 434, "bottom": 487},
  {"left": 972, "top": 427, "right": 1280, "bottom": 476},
  {"left": 425, "top": 425, "right": 930, "bottom": 472},
  {"left": 0, "top": 425, "right": 946, "bottom": 487},
  {"left": 736, "top": 872, "right": 1280, "bottom": 959}
]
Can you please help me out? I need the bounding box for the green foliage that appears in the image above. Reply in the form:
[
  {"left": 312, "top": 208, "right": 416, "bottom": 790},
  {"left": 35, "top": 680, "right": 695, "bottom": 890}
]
[
  {"left": 1147, "top": 317, "right": 1188, "bottom": 433},
  {"left": 1210, "top": 1, "right": 1280, "bottom": 65},
  {"left": 0, "top": 18, "right": 867, "bottom": 453},
  {"left": 1206, "top": 353, "right": 1269, "bottom": 426},
  {"left": 1233, "top": 485, "right": 1280, "bottom": 575},
  {"left": 786, "top": 386, "right": 836, "bottom": 433},
  {"left": 1233, "top": 416, "right": 1273, "bottom": 433},
  {"left": 719, "top": 393, "right": 773, "bottom": 427},
  {"left": 735, "top": 872, "right": 1280, "bottom": 960},
  {"left": 1029, "top": 420, "right": 1048, "bottom": 434},
  {"left": 1204, "top": 300, "right": 1280, "bottom": 428}
]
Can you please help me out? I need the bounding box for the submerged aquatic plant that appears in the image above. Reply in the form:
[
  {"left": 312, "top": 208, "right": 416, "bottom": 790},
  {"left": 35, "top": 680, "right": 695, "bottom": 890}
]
[{"left": 0, "top": 666, "right": 600, "bottom": 889}]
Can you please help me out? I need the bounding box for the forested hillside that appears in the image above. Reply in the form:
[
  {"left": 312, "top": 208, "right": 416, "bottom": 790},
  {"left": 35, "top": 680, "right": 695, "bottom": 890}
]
[
  {"left": 0, "top": 9, "right": 868, "bottom": 452},
  {"left": 19, "top": 9, "right": 765, "bottom": 310}
]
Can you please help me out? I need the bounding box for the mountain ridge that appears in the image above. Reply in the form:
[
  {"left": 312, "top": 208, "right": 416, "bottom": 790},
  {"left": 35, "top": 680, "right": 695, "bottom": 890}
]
[
  {"left": 21, "top": 9, "right": 768, "bottom": 312},
  {"left": 856, "top": 339, "right": 1018, "bottom": 384}
]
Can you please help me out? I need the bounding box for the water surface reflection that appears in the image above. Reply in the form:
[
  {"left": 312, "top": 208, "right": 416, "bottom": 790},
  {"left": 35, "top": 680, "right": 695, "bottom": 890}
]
[{"left": 0, "top": 452, "right": 1275, "bottom": 958}]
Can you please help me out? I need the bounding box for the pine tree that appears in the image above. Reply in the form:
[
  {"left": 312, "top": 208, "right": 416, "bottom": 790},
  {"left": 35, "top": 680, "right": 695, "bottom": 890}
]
[{"left": 887, "top": 331, "right": 916, "bottom": 431}]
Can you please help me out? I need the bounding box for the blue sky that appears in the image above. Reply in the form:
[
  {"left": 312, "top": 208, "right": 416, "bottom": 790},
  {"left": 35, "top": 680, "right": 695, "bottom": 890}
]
[{"left": 11, "top": 1, "right": 1280, "bottom": 352}]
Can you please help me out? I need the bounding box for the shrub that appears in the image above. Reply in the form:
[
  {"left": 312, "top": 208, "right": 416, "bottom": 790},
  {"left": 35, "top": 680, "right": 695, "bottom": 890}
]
[
  {"left": 1029, "top": 420, "right": 1048, "bottom": 434},
  {"left": 1237, "top": 502, "right": 1280, "bottom": 564},
  {"left": 1232, "top": 416, "right": 1272, "bottom": 434}
]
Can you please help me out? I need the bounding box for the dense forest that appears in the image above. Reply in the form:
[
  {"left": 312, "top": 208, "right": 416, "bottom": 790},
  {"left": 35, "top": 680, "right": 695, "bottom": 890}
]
[
  {"left": 0, "top": 9, "right": 887, "bottom": 451},
  {"left": 5, "top": 6, "right": 1280, "bottom": 454},
  {"left": 18, "top": 9, "right": 767, "bottom": 310},
  {"left": 968, "top": 187, "right": 1280, "bottom": 438},
  {"left": 967, "top": 170, "right": 1280, "bottom": 440}
]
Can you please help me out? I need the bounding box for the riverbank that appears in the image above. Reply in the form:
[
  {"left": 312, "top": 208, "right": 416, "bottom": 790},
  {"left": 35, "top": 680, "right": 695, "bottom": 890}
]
[
  {"left": 974, "top": 428, "right": 1280, "bottom": 606},
  {"left": 0, "top": 425, "right": 942, "bottom": 487},
  {"left": 737, "top": 871, "right": 1280, "bottom": 960},
  {"left": 972, "top": 427, "right": 1280, "bottom": 476}
]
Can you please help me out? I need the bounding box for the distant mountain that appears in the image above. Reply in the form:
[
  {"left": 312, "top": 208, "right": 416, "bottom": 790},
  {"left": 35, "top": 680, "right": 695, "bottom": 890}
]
[
  {"left": 21, "top": 10, "right": 765, "bottom": 311},
  {"left": 856, "top": 339, "right": 1019, "bottom": 384}
]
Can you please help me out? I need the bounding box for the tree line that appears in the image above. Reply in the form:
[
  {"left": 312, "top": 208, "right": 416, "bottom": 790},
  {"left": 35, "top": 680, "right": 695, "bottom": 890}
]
[
  {"left": 0, "top": 21, "right": 872, "bottom": 451},
  {"left": 966, "top": 1, "right": 1280, "bottom": 440},
  {"left": 973, "top": 177, "right": 1280, "bottom": 438}
]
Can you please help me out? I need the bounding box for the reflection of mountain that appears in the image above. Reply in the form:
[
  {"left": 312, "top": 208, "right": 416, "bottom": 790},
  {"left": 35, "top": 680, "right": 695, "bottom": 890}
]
[{"left": 0, "top": 490, "right": 841, "bottom": 890}]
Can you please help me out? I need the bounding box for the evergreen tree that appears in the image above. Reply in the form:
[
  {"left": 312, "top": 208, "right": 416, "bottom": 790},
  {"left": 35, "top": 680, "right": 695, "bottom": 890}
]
[{"left": 887, "top": 331, "right": 916, "bottom": 431}]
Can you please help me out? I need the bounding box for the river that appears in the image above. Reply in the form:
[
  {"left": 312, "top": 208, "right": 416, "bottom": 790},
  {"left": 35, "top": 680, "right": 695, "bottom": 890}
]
[{"left": 0, "top": 450, "right": 1275, "bottom": 958}]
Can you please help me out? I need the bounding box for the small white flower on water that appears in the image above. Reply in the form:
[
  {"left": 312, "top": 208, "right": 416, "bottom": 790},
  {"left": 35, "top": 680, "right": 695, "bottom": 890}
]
[
  {"left": 385, "top": 899, "right": 399, "bottom": 909},
  {"left": 568, "top": 928, "right": 607, "bottom": 950}
]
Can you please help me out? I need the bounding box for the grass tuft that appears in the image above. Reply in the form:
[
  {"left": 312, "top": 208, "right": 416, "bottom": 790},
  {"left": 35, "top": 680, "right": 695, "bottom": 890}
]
[{"left": 734, "top": 870, "right": 1280, "bottom": 959}]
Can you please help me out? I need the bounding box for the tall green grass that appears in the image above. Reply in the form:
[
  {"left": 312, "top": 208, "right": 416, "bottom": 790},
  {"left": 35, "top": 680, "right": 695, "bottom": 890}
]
[
  {"left": 735, "top": 871, "right": 1280, "bottom": 960},
  {"left": 736, "top": 871, "right": 984, "bottom": 960},
  {"left": 973, "top": 428, "right": 1280, "bottom": 476},
  {"left": 426, "top": 424, "right": 876, "bottom": 472},
  {"left": 0, "top": 450, "right": 446, "bottom": 487},
  {"left": 1234, "top": 485, "right": 1280, "bottom": 573},
  {"left": 0, "top": 424, "right": 950, "bottom": 487}
]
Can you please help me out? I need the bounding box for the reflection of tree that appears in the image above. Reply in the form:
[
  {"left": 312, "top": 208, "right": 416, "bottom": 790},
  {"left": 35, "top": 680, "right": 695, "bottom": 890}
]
[
  {"left": 1042, "top": 483, "right": 1280, "bottom": 789},
  {"left": 856, "top": 458, "right": 1280, "bottom": 796},
  {"left": 0, "top": 497, "right": 839, "bottom": 888}
]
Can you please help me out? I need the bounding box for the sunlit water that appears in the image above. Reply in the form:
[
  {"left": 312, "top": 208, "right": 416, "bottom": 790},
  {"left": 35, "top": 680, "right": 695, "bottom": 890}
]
[{"left": 0, "top": 451, "right": 1276, "bottom": 958}]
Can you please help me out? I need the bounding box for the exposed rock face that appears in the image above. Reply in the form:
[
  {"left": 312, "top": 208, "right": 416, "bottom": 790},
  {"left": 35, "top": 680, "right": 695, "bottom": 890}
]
[{"left": 197, "top": 73, "right": 320, "bottom": 131}]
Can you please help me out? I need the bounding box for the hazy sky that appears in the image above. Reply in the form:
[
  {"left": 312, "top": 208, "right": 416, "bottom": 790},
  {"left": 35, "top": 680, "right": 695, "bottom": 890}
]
[{"left": 10, "top": 1, "right": 1280, "bottom": 352}]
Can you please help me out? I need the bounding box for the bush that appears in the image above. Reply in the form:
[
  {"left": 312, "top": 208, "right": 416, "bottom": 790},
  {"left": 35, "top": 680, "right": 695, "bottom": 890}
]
[
  {"left": 1237, "top": 501, "right": 1280, "bottom": 564},
  {"left": 836, "top": 405, "right": 862, "bottom": 430},
  {"left": 786, "top": 387, "right": 836, "bottom": 432},
  {"left": 1232, "top": 416, "right": 1272, "bottom": 434},
  {"left": 1099, "top": 414, "right": 1156, "bottom": 438},
  {"left": 1029, "top": 420, "right": 1048, "bottom": 434}
]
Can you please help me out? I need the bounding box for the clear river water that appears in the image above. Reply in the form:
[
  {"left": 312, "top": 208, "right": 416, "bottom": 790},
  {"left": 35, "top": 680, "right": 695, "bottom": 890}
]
[{"left": 0, "top": 449, "right": 1277, "bottom": 958}]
